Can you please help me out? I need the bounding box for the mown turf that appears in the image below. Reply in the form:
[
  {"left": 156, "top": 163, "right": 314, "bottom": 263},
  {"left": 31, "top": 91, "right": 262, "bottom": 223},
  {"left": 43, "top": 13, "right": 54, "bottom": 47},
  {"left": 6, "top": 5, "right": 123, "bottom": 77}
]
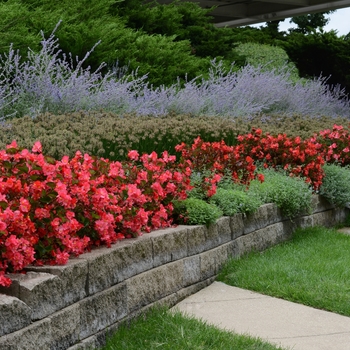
[
  {"left": 101, "top": 306, "right": 286, "bottom": 350},
  {"left": 218, "top": 226, "right": 350, "bottom": 316}
]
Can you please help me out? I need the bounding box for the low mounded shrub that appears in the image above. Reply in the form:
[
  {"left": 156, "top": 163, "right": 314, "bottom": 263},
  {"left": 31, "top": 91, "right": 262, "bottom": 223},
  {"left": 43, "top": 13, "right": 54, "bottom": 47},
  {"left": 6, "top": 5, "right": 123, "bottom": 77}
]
[
  {"left": 249, "top": 168, "right": 313, "bottom": 218},
  {"left": 319, "top": 164, "right": 350, "bottom": 207},
  {"left": 172, "top": 198, "right": 223, "bottom": 226},
  {"left": 209, "top": 187, "right": 263, "bottom": 216}
]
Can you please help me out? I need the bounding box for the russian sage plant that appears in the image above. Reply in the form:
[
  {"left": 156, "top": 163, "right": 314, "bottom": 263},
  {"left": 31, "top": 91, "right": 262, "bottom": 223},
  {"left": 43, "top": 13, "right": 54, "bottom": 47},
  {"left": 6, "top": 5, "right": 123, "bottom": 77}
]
[{"left": 0, "top": 27, "right": 349, "bottom": 120}]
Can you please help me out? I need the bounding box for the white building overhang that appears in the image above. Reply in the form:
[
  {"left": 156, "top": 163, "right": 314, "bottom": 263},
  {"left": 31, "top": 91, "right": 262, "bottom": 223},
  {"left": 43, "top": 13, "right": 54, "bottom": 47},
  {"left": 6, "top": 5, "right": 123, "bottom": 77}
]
[{"left": 153, "top": 0, "right": 350, "bottom": 28}]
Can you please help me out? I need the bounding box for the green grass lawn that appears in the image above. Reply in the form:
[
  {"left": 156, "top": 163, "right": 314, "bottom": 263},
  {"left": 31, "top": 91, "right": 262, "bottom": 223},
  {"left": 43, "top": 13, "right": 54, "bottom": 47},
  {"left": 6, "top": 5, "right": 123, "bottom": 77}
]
[
  {"left": 218, "top": 226, "right": 350, "bottom": 316},
  {"left": 101, "top": 306, "right": 285, "bottom": 350}
]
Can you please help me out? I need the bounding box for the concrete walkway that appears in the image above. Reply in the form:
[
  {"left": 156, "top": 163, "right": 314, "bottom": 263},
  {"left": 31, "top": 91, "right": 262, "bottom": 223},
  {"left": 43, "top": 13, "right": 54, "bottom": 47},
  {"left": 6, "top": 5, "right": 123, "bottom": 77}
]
[{"left": 173, "top": 281, "right": 350, "bottom": 350}]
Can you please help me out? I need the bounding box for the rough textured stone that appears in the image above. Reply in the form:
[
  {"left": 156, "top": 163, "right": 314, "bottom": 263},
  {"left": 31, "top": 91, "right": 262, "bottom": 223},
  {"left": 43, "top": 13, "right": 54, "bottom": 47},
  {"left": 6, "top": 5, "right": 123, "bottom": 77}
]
[
  {"left": 243, "top": 203, "right": 282, "bottom": 235},
  {"left": 199, "top": 244, "right": 229, "bottom": 280},
  {"left": 230, "top": 213, "right": 244, "bottom": 239},
  {"left": 236, "top": 222, "right": 287, "bottom": 255},
  {"left": 216, "top": 216, "right": 232, "bottom": 244},
  {"left": 215, "top": 243, "right": 233, "bottom": 271},
  {"left": 127, "top": 261, "right": 183, "bottom": 313},
  {"left": 334, "top": 207, "right": 350, "bottom": 224},
  {"left": 312, "top": 210, "right": 338, "bottom": 227},
  {"left": 67, "top": 336, "right": 98, "bottom": 350},
  {"left": 7, "top": 272, "right": 63, "bottom": 321},
  {"left": 0, "top": 318, "right": 52, "bottom": 350},
  {"left": 83, "top": 237, "right": 153, "bottom": 295},
  {"left": 295, "top": 215, "right": 314, "bottom": 229},
  {"left": 151, "top": 226, "right": 188, "bottom": 267},
  {"left": 175, "top": 278, "right": 216, "bottom": 303},
  {"left": 187, "top": 225, "right": 207, "bottom": 255},
  {"left": 200, "top": 249, "right": 218, "bottom": 280},
  {"left": 226, "top": 240, "right": 241, "bottom": 259},
  {"left": 0, "top": 295, "right": 31, "bottom": 336},
  {"left": 49, "top": 304, "right": 81, "bottom": 350},
  {"left": 79, "top": 282, "right": 128, "bottom": 339},
  {"left": 183, "top": 256, "right": 201, "bottom": 286},
  {"left": 25, "top": 259, "right": 88, "bottom": 307},
  {"left": 187, "top": 223, "right": 221, "bottom": 256},
  {"left": 312, "top": 194, "right": 335, "bottom": 213}
]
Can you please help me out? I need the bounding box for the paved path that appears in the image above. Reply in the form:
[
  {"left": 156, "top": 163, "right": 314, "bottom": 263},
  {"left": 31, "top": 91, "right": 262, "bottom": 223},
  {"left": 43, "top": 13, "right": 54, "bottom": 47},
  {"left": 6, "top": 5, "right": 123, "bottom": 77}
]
[{"left": 173, "top": 281, "right": 350, "bottom": 350}]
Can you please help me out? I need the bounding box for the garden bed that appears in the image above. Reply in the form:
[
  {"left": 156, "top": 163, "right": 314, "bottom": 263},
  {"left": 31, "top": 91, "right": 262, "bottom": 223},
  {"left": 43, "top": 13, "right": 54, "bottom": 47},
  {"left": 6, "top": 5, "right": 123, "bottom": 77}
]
[{"left": 0, "top": 195, "right": 348, "bottom": 350}]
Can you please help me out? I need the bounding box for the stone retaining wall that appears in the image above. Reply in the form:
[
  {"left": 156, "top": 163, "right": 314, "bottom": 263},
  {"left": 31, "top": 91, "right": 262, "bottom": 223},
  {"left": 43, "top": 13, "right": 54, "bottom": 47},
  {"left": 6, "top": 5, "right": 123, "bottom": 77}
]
[{"left": 0, "top": 195, "right": 348, "bottom": 350}]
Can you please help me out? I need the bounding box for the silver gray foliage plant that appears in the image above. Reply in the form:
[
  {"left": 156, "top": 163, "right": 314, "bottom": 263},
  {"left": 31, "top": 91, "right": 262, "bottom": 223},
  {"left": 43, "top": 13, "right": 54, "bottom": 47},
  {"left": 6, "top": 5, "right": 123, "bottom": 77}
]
[{"left": 0, "top": 24, "right": 349, "bottom": 120}]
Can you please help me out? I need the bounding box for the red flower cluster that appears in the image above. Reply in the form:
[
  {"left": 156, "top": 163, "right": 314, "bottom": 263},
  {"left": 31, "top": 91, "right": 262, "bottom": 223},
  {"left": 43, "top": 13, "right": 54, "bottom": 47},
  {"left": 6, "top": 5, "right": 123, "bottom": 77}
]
[
  {"left": 175, "top": 137, "right": 261, "bottom": 197},
  {"left": 316, "top": 124, "right": 350, "bottom": 165},
  {"left": 237, "top": 128, "right": 325, "bottom": 190},
  {"left": 0, "top": 142, "right": 192, "bottom": 287}
]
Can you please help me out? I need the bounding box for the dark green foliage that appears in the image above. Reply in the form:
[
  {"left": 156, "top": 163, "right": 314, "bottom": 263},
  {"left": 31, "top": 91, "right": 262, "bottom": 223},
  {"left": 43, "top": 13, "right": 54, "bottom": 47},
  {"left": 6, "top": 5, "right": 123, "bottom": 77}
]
[
  {"left": 319, "top": 164, "right": 350, "bottom": 207},
  {"left": 0, "top": 0, "right": 210, "bottom": 86},
  {"left": 172, "top": 198, "right": 223, "bottom": 226},
  {"left": 114, "top": 0, "right": 245, "bottom": 63},
  {"left": 282, "top": 31, "right": 350, "bottom": 94},
  {"left": 0, "top": 0, "right": 41, "bottom": 53},
  {"left": 289, "top": 11, "right": 334, "bottom": 34}
]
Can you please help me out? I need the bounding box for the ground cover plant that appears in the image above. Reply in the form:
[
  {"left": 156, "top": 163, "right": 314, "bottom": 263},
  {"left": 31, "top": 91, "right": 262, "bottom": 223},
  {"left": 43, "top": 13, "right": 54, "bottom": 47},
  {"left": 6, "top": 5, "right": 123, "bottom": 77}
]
[
  {"left": 101, "top": 306, "right": 286, "bottom": 350},
  {"left": 217, "top": 226, "right": 350, "bottom": 316}
]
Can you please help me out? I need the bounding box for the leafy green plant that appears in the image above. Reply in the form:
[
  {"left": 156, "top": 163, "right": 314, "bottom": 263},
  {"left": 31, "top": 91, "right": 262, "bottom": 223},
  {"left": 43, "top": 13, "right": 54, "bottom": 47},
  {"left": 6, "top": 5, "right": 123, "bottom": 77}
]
[
  {"left": 249, "top": 168, "right": 313, "bottom": 218},
  {"left": 172, "top": 198, "right": 222, "bottom": 226},
  {"left": 210, "top": 188, "right": 263, "bottom": 216},
  {"left": 318, "top": 164, "right": 350, "bottom": 207}
]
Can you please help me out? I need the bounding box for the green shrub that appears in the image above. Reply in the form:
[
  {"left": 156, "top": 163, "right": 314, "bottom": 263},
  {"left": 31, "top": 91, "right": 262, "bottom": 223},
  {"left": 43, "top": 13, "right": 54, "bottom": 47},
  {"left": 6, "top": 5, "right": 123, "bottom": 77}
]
[
  {"left": 209, "top": 188, "right": 263, "bottom": 216},
  {"left": 249, "top": 168, "right": 313, "bottom": 218},
  {"left": 234, "top": 42, "right": 299, "bottom": 79},
  {"left": 319, "top": 164, "right": 350, "bottom": 207},
  {"left": 172, "top": 198, "right": 222, "bottom": 226}
]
